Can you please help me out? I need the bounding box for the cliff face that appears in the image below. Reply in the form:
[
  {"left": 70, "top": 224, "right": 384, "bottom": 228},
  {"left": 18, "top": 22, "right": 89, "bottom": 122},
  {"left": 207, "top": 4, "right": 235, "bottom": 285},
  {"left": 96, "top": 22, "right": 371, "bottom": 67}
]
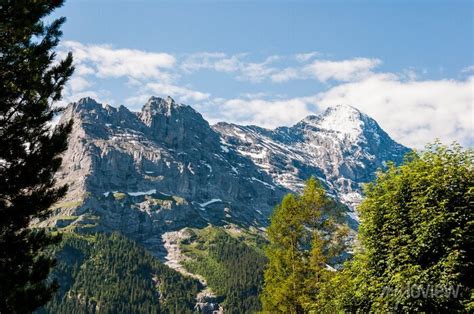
[
  {"left": 215, "top": 104, "right": 409, "bottom": 211},
  {"left": 48, "top": 96, "right": 409, "bottom": 253}
]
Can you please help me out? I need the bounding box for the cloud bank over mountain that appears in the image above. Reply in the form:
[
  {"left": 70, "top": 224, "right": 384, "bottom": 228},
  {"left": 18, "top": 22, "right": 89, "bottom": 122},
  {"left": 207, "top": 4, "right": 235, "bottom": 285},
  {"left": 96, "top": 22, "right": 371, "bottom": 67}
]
[{"left": 57, "top": 41, "right": 474, "bottom": 148}]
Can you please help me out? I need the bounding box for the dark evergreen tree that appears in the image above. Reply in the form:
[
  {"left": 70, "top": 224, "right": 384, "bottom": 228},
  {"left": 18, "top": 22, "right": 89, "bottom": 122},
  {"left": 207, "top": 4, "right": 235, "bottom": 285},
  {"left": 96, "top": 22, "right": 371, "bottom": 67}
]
[{"left": 0, "top": 0, "right": 74, "bottom": 312}]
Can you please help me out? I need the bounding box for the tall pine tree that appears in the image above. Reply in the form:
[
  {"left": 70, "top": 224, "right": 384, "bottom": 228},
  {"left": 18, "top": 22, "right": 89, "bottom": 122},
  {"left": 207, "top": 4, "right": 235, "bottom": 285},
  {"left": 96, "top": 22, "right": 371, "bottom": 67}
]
[
  {"left": 261, "top": 178, "right": 349, "bottom": 313},
  {"left": 0, "top": 0, "right": 73, "bottom": 312},
  {"left": 261, "top": 193, "right": 307, "bottom": 313}
]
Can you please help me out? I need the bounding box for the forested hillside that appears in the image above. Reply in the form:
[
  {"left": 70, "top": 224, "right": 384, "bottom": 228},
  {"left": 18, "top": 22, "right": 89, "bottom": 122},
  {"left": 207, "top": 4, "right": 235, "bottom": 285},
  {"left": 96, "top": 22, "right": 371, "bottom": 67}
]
[
  {"left": 38, "top": 232, "right": 201, "bottom": 313},
  {"left": 180, "top": 226, "right": 267, "bottom": 313}
]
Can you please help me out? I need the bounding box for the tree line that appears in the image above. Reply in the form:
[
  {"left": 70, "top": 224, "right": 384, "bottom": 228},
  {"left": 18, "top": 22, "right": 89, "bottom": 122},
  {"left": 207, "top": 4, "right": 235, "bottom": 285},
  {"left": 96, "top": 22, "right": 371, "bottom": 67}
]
[
  {"left": 38, "top": 232, "right": 201, "bottom": 313},
  {"left": 181, "top": 227, "right": 267, "bottom": 313},
  {"left": 261, "top": 143, "right": 473, "bottom": 313}
]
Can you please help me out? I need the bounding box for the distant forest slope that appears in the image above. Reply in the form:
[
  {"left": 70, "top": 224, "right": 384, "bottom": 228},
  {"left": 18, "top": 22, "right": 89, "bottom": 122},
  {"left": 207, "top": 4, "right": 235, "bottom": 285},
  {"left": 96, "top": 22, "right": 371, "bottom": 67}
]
[
  {"left": 37, "top": 232, "right": 201, "bottom": 313},
  {"left": 180, "top": 226, "right": 268, "bottom": 313}
]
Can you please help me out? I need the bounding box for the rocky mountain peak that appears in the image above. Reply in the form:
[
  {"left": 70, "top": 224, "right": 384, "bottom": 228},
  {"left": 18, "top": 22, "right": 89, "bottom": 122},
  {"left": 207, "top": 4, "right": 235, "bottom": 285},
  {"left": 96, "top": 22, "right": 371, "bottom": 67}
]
[
  {"left": 216, "top": 103, "right": 409, "bottom": 212},
  {"left": 139, "top": 96, "right": 205, "bottom": 127},
  {"left": 142, "top": 96, "right": 181, "bottom": 116},
  {"left": 141, "top": 96, "right": 196, "bottom": 120},
  {"left": 134, "top": 96, "right": 218, "bottom": 149},
  {"left": 74, "top": 96, "right": 102, "bottom": 111},
  {"left": 302, "top": 104, "right": 367, "bottom": 141}
]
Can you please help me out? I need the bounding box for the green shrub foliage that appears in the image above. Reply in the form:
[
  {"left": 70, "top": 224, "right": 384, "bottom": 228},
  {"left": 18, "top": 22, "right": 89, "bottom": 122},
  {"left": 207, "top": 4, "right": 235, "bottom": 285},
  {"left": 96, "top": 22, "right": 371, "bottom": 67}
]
[{"left": 331, "top": 143, "right": 473, "bottom": 312}]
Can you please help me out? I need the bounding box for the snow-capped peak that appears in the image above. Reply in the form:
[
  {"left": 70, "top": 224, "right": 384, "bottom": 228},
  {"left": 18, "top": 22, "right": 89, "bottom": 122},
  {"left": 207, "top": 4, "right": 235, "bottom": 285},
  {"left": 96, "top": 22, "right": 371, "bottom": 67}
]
[{"left": 304, "top": 104, "right": 365, "bottom": 141}]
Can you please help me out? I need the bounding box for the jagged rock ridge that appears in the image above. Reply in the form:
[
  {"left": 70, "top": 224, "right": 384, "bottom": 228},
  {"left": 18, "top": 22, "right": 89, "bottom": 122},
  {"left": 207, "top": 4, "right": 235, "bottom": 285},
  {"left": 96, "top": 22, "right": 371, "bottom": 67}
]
[
  {"left": 215, "top": 104, "right": 408, "bottom": 212},
  {"left": 49, "top": 96, "right": 409, "bottom": 253}
]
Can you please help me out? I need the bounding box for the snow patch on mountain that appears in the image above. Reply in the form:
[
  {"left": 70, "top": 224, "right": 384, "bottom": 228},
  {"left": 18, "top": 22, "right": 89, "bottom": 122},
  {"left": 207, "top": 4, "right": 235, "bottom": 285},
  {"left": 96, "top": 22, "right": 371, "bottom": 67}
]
[
  {"left": 306, "top": 104, "right": 364, "bottom": 141},
  {"left": 200, "top": 199, "right": 223, "bottom": 207}
]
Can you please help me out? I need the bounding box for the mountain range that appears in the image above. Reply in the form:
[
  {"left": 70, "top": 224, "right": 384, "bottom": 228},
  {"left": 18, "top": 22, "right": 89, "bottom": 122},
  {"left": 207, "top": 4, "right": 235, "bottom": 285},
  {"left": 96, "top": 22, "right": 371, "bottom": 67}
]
[
  {"left": 44, "top": 96, "right": 408, "bottom": 256},
  {"left": 36, "top": 96, "right": 410, "bottom": 311}
]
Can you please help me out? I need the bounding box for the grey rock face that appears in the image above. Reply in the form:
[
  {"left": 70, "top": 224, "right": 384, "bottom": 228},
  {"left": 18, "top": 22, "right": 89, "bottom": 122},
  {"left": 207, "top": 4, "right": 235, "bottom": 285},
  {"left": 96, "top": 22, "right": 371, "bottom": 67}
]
[
  {"left": 214, "top": 104, "right": 409, "bottom": 212},
  {"left": 51, "top": 97, "right": 409, "bottom": 251},
  {"left": 51, "top": 97, "right": 284, "bottom": 250}
]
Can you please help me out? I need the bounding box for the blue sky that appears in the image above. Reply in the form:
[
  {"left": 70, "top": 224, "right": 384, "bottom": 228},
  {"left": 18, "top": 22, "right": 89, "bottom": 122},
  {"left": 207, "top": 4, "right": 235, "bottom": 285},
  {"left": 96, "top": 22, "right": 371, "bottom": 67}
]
[{"left": 52, "top": 0, "right": 473, "bottom": 148}]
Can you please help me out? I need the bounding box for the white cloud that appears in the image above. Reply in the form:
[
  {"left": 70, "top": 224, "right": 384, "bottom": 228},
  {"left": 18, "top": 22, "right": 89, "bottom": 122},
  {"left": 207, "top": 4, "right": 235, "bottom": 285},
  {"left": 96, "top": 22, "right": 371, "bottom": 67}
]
[
  {"left": 59, "top": 42, "right": 214, "bottom": 109},
  {"left": 269, "top": 57, "right": 382, "bottom": 83},
  {"left": 236, "top": 56, "right": 280, "bottom": 83},
  {"left": 123, "top": 94, "right": 153, "bottom": 109},
  {"left": 295, "top": 51, "right": 321, "bottom": 62},
  {"left": 270, "top": 67, "right": 301, "bottom": 83},
  {"left": 75, "top": 65, "right": 95, "bottom": 76},
  {"left": 240, "top": 92, "right": 269, "bottom": 99},
  {"left": 180, "top": 52, "right": 280, "bottom": 83},
  {"left": 462, "top": 65, "right": 474, "bottom": 73},
  {"left": 62, "top": 41, "right": 176, "bottom": 81},
  {"left": 69, "top": 76, "right": 92, "bottom": 93},
  {"left": 304, "top": 58, "right": 382, "bottom": 82},
  {"left": 214, "top": 55, "right": 241, "bottom": 72},
  {"left": 203, "top": 96, "right": 316, "bottom": 128},
  {"left": 315, "top": 74, "right": 474, "bottom": 148},
  {"left": 181, "top": 52, "right": 242, "bottom": 73},
  {"left": 181, "top": 52, "right": 222, "bottom": 72},
  {"left": 401, "top": 68, "right": 418, "bottom": 81},
  {"left": 199, "top": 73, "right": 473, "bottom": 148},
  {"left": 144, "top": 83, "right": 210, "bottom": 102}
]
